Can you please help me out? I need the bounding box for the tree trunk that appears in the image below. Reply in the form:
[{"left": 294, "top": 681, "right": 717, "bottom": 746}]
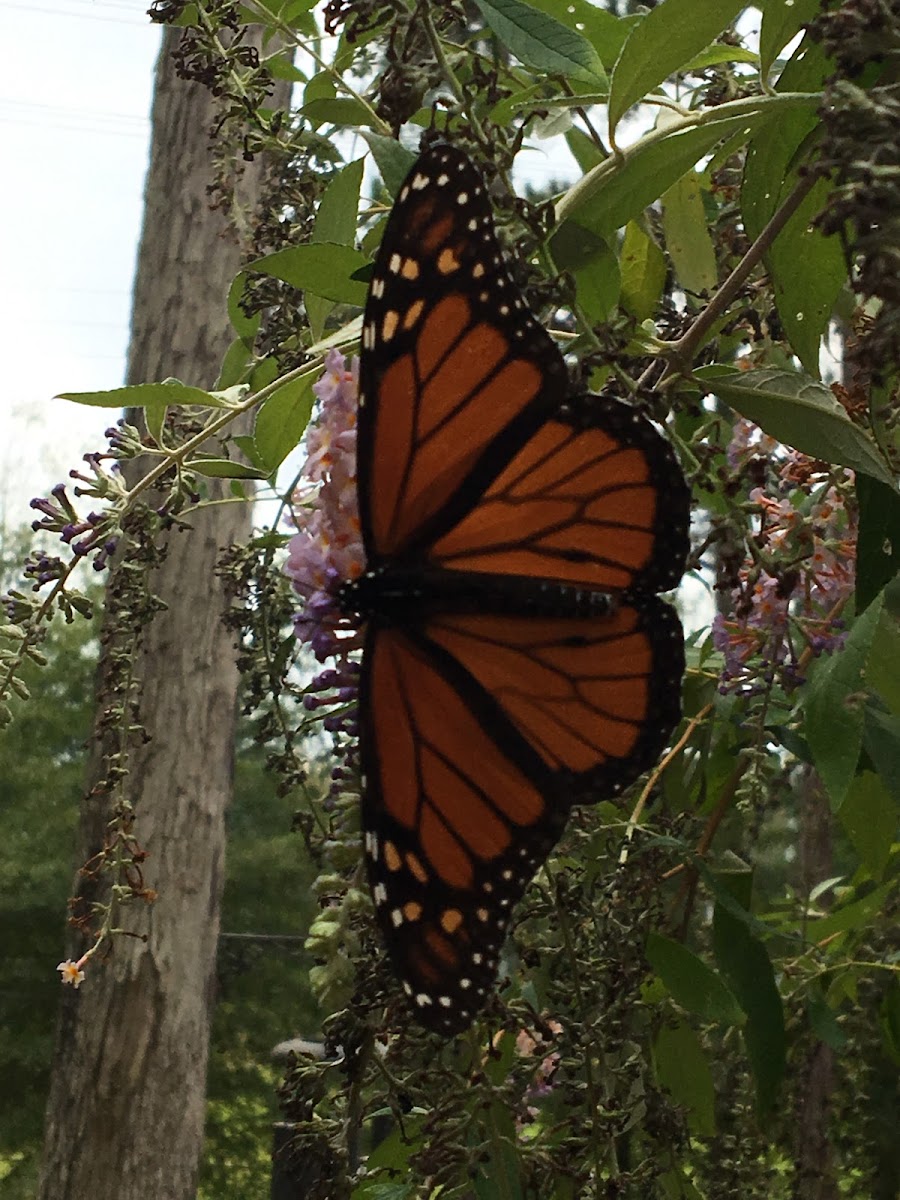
[{"left": 38, "top": 28, "right": 289, "bottom": 1200}]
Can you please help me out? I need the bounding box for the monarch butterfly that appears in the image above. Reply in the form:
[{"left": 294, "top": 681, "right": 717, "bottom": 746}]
[{"left": 338, "top": 141, "right": 689, "bottom": 1034}]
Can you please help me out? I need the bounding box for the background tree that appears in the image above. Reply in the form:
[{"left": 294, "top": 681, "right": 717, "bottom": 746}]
[
  {"left": 34, "top": 20, "right": 294, "bottom": 1200},
  {"left": 2, "top": 0, "right": 898, "bottom": 1197}
]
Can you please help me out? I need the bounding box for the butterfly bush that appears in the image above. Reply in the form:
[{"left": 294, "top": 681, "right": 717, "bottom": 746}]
[
  {"left": 285, "top": 348, "right": 365, "bottom": 736},
  {"left": 713, "top": 419, "right": 856, "bottom": 694}
]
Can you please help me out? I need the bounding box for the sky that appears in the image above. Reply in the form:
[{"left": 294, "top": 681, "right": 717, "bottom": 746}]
[
  {"left": 0, "top": 0, "right": 591, "bottom": 529},
  {"left": 0, "top": 0, "right": 159, "bottom": 526}
]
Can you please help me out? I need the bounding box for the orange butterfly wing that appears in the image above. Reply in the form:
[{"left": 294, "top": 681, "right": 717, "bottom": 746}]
[
  {"left": 348, "top": 141, "right": 689, "bottom": 1031},
  {"left": 360, "top": 601, "right": 683, "bottom": 1032}
]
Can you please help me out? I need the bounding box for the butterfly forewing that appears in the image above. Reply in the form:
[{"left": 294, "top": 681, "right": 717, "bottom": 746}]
[
  {"left": 358, "top": 144, "right": 568, "bottom": 563},
  {"left": 430, "top": 394, "right": 690, "bottom": 594}
]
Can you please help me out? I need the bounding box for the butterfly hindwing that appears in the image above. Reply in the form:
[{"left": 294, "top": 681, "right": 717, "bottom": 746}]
[{"left": 360, "top": 597, "right": 683, "bottom": 1032}]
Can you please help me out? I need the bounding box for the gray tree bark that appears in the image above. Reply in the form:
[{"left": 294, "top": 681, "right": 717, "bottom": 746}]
[{"left": 38, "top": 27, "right": 290, "bottom": 1200}]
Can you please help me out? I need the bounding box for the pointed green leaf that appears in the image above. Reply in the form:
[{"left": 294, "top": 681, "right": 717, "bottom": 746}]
[
  {"left": 474, "top": 0, "right": 606, "bottom": 86},
  {"left": 769, "top": 175, "right": 846, "bottom": 375},
  {"left": 559, "top": 99, "right": 817, "bottom": 238},
  {"left": 227, "top": 270, "right": 259, "bottom": 341},
  {"left": 307, "top": 158, "right": 365, "bottom": 340},
  {"left": 809, "top": 878, "right": 893, "bottom": 941},
  {"left": 807, "top": 987, "right": 848, "bottom": 1050},
  {"left": 250, "top": 243, "right": 369, "bottom": 306},
  {"left": 145, "top": 402, "right": 167, "bottom": 449},
  {"left": 713, "top": 873, "right": 786, "bottom": 1116},
  {"left": 254, "top": 375, "right": 316, "bottom": 474},
  {"left": 525, "top": 0, "right": 636, "bottom": 68},
  {"left": 864, "top": 706, "right": 900, "bottom": 807},
  {"left": 838, "top": 772, "right": 895, "bottom": 882},
  {"left": 190, "top": 458, "right": 269, "bottom": 480},
  {"left": 760, "top": 0, "right": 823, "bottom": 79},
  {"left": 805, "top": 594, "right": 884, "bottom": 808},
  {"left": 565, "top": 126, "right": 606, "bottom": 175},
  {"left": 742, "top": 35, "right": 830, "bottom": 240},
  {"left": 302, "top": 97, "right": 376, "bottom": 129},
  {"left": 608, "top": 0, "right": 745, "bottom": 137},
  {"left": 659, "top": 1168, "right": 707, "bottom": 1200},
  {"left": 362, "top": 132, "right": 418, "bottom": 197},
  {"left": 696, "top": 367, "right": 895, "bottom": 485},
  {"left": 655, "top": 1019, "right": 716, "bottom": 1135},
  {"left": 662, "top": 172, "right": 717, "bottom": 294},
  {"left": 216, "top": 336, "right": 255, "bottom": 390},
  {"left": 646, "top": 932, "right": 745, "bottom": 1025},
  {"left": 868, "top": 601, "right": 900, "bottom": 715},
  {"left": 620, "top": 220, "right": 666, "bottom": 321},
  {"left": 57, "top": 381, "right": 230, "bottom": 409},
  {"left": 683, "top": 42, "right": 758, "bottom": 71},
  {"left": 857, "top": 475, "right": 900, "bottom": 613}
]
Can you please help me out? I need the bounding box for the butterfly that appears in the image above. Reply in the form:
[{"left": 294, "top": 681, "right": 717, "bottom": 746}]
[{"left": 340, "top": 141, "right": 689, "bottom": 1034}]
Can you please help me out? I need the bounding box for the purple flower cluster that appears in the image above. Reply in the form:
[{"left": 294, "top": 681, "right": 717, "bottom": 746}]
[
  {"left": 285, "top": 349, "right": 366, "bottom": 741},
  {"left": 29, "top": 470, "right": 120, "bottom": 575},
  {"left": 714, "top": 419, "right": 856, "bottom": 694}
]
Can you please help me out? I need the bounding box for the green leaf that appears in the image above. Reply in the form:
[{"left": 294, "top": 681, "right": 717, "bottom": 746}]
[
  {"left": 253, "top": 375, "right": 316, "bottom": 474},
  {"left": 56, "top": 381, "right": 230, "bottom": 409},
  {"left": 525, "top": 0, "right": 636, "bottom": 68},
  {"left": 805, "top": 594, "right": 884, "bottom": 808},
  {"left": 857, "top": 475, "right": 900, "bottom": 613},
  {"left": 306, "top": 158, "right": 365, "bottom": 341},
  {"left": 560, "top": 100, "right": 814, "bottom": 238},
  {"left": 868, "top": 602, "right": 900, "bottom": 714},
  {"left": 550, "top": 221, "right": 620, "bottom": 320},
  {"left": 807, "top": 987, "right": 848, "bottom": 1050},
  {"left": 838, "top": 772, "right": 895, "bottom": 882},
  {"left": 302, "top": 97, "right": 376, "bottom": 129},
  {"left": 654, "top": 1019, "right": 716, "bottom": 1135},
  {"left": 190, "top": 458, "right": 269, "bottom": 480},
  {"left": 741, "top": 34, "right": 829, "bottom": 236},
  {"left": 227, "top": 270, "right": 259, "bottom": 341},
  {"left": 231, "top": 434, "right": 267, "bottom": 471},
  {"left": 216, "top": 336, "right": 254, "bottom": 390},
  {"left": 362, "top": 132, "right": 418, "bottom": 197},
  {"left": 760, "top": 0, "right": 823, "bottom": 79},
  {"left": 608, "top": 0, "right": 745, "bottom": 137},
  {"left": 249, "top": 242, "right": 369, "bottom": 306},
  {"left": 564, "top": 126, "right": 606, "bottom": 175},
  {"left": 312, "top": 158, "right": 364, "bottom": 246},
  {"left": 145, "top": 401, "right": 167, "bottom": 449},
  {"left": 682, "top": 41, "right": 759, "bottom": 72},
  {"left": 661, "top": 171, "right": 717, "bottom": 295},
  {"left": 303, "top": 69, "right": 336, "bottom": 105},
  {"left": 769, "top": 175, "right": 847, "bottom": 375},
  {"left": 619, "top": 220, "right": 666, "bottom": 321},
  {"left": 696, "top": 367, "right": 895, "bottom": 486},
  {"left": 646, "top": 932, "right": 745, "bottom": 1025},
  {"left": 879, "top": 980, "right": 900, "bottom": 1067},
  {"left": 473, "top": 0, "right": 607, "bottom": 86},
  {"left": 864, "top": 706, "right": 900, "bottom": 807},
  {"left": 712, "top": 873, "right": 786, "bottom": 1116},
  {"left": 809, "top": 878, "right": 893, "bottom": 941},
  {"left": 574, "top": 239, "right": 621, "bottom": 323},
  {"left": 658, "top": 1168, "right": 707, "bottom": 1200},
  {"left": 474, "top": 1104, "right": 525, "bottom": 1200}
]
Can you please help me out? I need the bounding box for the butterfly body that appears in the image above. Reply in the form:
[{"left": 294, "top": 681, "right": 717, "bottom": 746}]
[{"left": 344, "top": 141, "right": 689, "bottom": 1033}]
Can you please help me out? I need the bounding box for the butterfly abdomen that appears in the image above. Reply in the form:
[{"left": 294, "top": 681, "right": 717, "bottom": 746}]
[{"left": 342, "top": 565, "right": 617, "bottom": 625}]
